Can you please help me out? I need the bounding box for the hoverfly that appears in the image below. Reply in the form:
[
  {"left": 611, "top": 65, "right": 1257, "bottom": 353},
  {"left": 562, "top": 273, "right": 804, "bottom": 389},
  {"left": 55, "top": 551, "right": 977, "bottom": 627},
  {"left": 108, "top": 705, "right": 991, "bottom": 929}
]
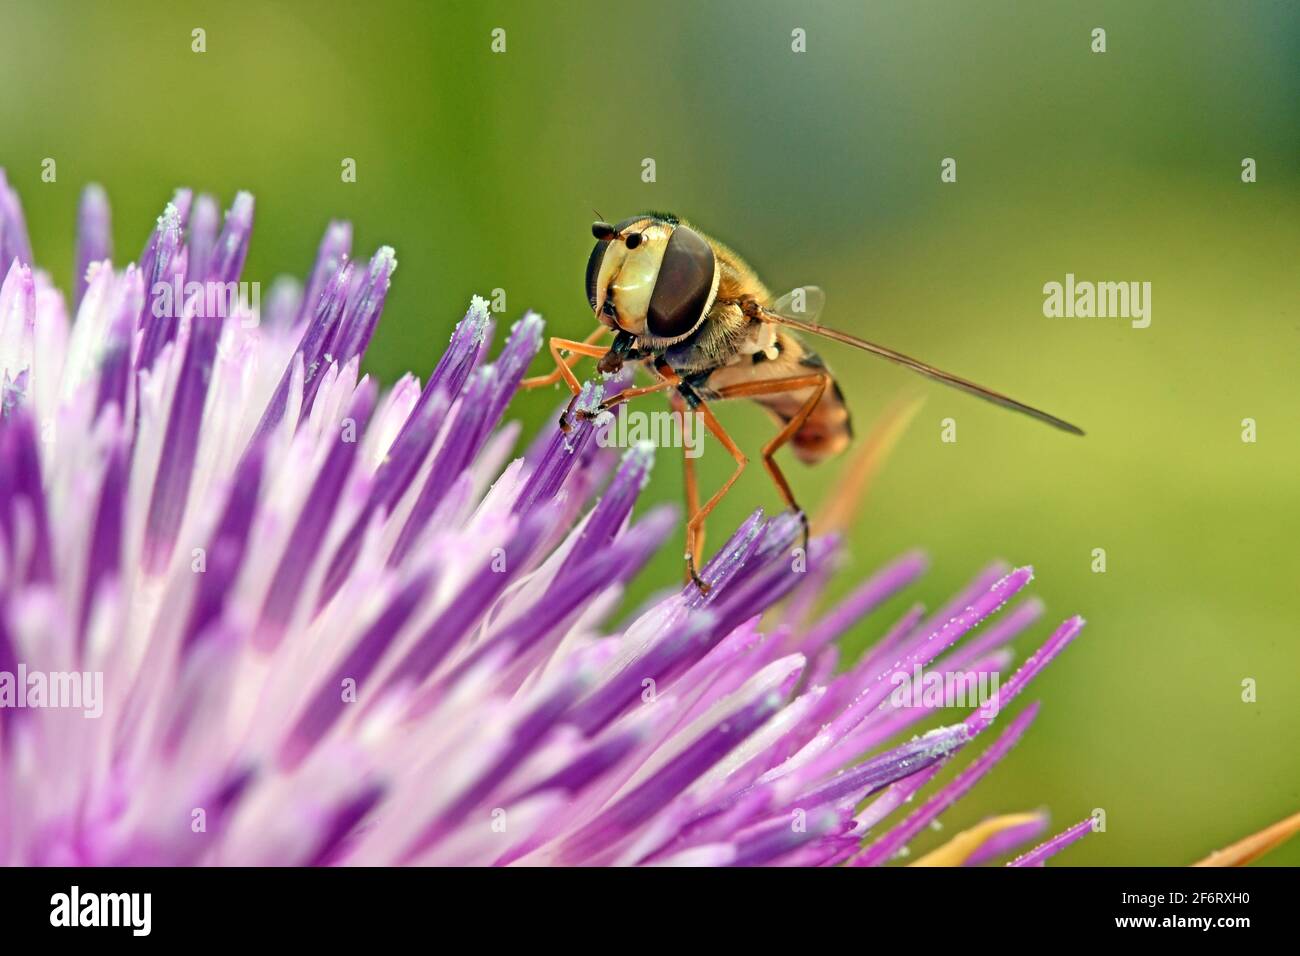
[{"left": 522, "top": 212, "right": 1082, "bottom": 591}]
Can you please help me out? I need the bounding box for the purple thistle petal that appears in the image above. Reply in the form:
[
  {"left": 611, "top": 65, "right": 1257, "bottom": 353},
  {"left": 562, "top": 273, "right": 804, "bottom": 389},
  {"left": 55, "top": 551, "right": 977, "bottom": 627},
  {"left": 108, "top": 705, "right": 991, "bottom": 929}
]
[
  {"left": 558, "top": 684, "right": 791, "bottom": 864},
  {"left": 261, "top": 278, "right": 302, "bottom": 331},
  {"left": 297, "top": 249, "right": 391, "bottom": 422},
  {"left": 135, "top": 190, "right": 188, "bottom": 314},
  {"left": 179, "top": 442, "right": 266, "bottom": 654},
  {"left": 326, "top": 245, "right": 395, "bottom": 369},
  {"left": 940, "top": 597, "right": 1044, "bottom": 673},
  {"left": 404, "top": 670, "right": 593, "bottom": 860},
  {"left": 304, "top": 784, "right": 386, "bottom": 867},
  {"left": 425, "top": 297, "right": 492, "bottom": 399},
  {"left": 308, "top": 299, "right": 489, "bottom": 571},
  {"left": 794, "top": 550, "right": 929, "bottom": 656},
  {"left": 779, "top": 722, "right": 971, "bottom": 813},
  {"left": 856, "top": 602, "right": 927, "bottom": 678},
  {"left": 964, "top": 813, "right": 1049, "bottom": 866},
  {"left": 517, "top": 727, "right": 645, "bottom": 799},
  {"left": 0, "top": 168, "right": 33, "bottom": 270},
  {"left": 568, "top": 440, "right": 654, "bottom": 553},
  {"left": 512, "top": 383, "right": 604, "bottom": 516},
  {"left": 280, "top": 569, "right": 437, "bottom": 770},
  {"left": 0, "top": 601, "right": 19, "bottom": 739},
  {"left": 379, "top": 508, "right": 557, "bottom": 691},
  {"left": 728, "top": 807, "right": 848, "bottom": 867},
  {"left": 853, "top": 764, "right": 944, "bottom": 836},
  {"left": 297, "top": 221, "right": 352, "bottom": 329},
  {"left": 184, "top": 194, "right": 220, "bottom": 283},
  {"left": 0, "top": 260, "right": 36, "bottom": 405},
  {"left": 853, "top": 702, "right": 1041, "bottom": 866},
  {"left": 204, "top": 191, "right": 255, "bottom": 285},
  {"left": 75, "top": 184, "right": 112, "bottom": 309},
  {"left": 93, "top": 267, "right": 142, "bottom": 417},
  {"left": 1008, "top": 816, "right": 1094, "bottom": 866},
  {"left": 484, "top": 312, "right": 544, "bottom": 426},
  {"left": 249, "top": 261, "right": 353, "bottom": 447},
  {"left": 438, "top": 506, "right": 676, "bottom": 691},
  {"left": 569, "top": 612, "right": 717, "bottom": 736},
  {"left": 0, "top": 410, "right": 54, "bottom": 582},
  {"left": 913, "top": 561, "right": 1011, "bottom": 641},
  {"left": 78, "top": 433, "right": 127, "bottom": 644},
  {"left": 965, "top": 615, "right": 1086, "bottom": 736},
  {"left": 774, "top": 531, "right": 843, "bottom": 628},
  {"left": 842, "top": 567, "right": 1037, "bottom": 734},
  {"left": 382, "top": 368, "right": 497, "bottom": 572},
  {"left": 141, "top": 311, "right": 224, "bottom": 573},
  {"left": 687, "top": 509, "right": 769, "bottom": 602},
  {"left": 254, "top": 380, "right": 378, "bottom": 649},
  {"left": 704, "top": 524, "right": 835, "bottom": 639},
  {"left": 134, "top": 203, "right": 185, "bottom": 370}
]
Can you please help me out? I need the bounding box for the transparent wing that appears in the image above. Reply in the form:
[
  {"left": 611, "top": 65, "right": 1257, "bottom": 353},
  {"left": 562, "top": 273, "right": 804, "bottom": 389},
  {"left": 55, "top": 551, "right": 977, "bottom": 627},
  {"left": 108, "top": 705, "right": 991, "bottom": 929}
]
[
  {"left": 768, "top": 286, "right": 826, "bottom": 325},
  {"left": 759, "top": 305, "right": 1084, "bottom": 436}
]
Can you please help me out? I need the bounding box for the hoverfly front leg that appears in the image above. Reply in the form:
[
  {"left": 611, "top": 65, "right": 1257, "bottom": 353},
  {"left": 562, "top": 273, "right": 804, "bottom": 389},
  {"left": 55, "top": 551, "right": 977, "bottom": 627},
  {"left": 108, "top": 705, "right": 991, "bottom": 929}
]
[
  {"left": 520, "top": 326, "right": 610, "bottom": 389},
  {"left": 519, "top": 331, "right": 611, "bottom": 431}
]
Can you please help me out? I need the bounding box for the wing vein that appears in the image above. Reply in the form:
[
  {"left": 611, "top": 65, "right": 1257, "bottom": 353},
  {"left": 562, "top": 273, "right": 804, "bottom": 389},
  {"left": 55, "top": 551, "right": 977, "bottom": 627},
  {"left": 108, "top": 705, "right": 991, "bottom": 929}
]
[{"left": 759, "top": 308, "right": 1084, "bottom": 436}]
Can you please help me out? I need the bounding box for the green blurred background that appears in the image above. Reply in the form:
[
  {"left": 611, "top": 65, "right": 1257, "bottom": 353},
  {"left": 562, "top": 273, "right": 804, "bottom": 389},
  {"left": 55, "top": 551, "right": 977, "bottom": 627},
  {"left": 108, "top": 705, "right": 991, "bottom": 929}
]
[{"left": 2, "top": 0, "right": 1297, "bottom": 865}]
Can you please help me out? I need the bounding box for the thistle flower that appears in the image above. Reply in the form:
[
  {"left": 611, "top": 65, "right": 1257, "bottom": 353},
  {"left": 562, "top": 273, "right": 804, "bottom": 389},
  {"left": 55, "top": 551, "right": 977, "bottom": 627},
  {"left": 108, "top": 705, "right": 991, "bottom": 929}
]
[{"left": 0, "top": 171, "right": 1159, "bottom": 867}]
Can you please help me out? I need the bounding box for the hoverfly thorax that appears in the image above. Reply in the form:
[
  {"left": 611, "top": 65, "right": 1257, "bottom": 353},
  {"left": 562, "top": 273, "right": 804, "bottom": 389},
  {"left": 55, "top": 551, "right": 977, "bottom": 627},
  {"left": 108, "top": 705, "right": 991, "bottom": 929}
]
[{"left": 586, "top": 214, "right": 720, "bottom": 345}]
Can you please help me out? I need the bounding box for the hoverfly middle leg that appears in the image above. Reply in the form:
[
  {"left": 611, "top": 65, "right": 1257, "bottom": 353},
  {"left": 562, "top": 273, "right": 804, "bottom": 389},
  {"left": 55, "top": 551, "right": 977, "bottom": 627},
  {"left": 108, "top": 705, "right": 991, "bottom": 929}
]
[
  {"left": 683, "top": 400, "right": 749, "bottom": 595},
  {"left": 671, "top": 390, "right": 704, "bottom": 578},
  {"left": 601, "top": 363, "right": 744, "bottom": 595}
]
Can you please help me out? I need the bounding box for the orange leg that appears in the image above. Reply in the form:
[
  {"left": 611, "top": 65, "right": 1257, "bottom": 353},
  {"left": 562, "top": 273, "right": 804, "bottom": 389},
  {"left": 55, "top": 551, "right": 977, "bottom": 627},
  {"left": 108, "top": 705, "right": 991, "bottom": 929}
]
[
  {"left": 519, "top": 334, "right": 612, "bottom": 430},
  {"left": 586, "top": 377, "right": 676, "bottom": 415},
  {"left": 576, "top": 359, "right": 726, "bottom": 591},
  {"left": 671, "top": 391, "right": 703, "bottom": 573},
  {"left": 574, "top": 368, "right": 826, "bottom": 591},
  {"left": 684, "top": 403, "right": 748, "bottom": 593},
  {"left": 598, "top": 362, "right": 719, "bottom": 587},
  {"left": 519, "top": 327, "right": 609, "bottom": 393},
  {"left": 711, "top": 373, "right": 830, "bottom": 549}
]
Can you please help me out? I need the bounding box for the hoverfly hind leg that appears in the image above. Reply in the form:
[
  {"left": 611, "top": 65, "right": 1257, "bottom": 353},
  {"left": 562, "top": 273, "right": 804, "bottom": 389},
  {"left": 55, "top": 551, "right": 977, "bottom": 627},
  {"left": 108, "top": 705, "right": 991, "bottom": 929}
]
[
  {"left": 795, "top": 508, "right": 810, "bottom": 552},
  {"left": 710, "top": 370, "right": 831, "bottom": 568}
]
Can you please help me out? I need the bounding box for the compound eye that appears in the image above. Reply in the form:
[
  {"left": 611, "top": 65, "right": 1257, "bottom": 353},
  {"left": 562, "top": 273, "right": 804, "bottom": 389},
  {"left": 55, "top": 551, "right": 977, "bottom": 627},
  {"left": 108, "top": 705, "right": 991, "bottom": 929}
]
[
  {"left": 646, "top": 225, "right": 715, "bottom": 339},
  {"left": 585, "top": 240, "right": 607, "bottom": 310}
]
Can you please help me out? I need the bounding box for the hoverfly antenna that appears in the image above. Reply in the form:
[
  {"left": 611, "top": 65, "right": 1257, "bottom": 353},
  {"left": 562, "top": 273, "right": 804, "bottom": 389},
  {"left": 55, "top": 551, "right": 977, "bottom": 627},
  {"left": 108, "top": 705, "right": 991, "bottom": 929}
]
[{"left": 592, "top": 221, "right": 616, "bottom": 241}]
